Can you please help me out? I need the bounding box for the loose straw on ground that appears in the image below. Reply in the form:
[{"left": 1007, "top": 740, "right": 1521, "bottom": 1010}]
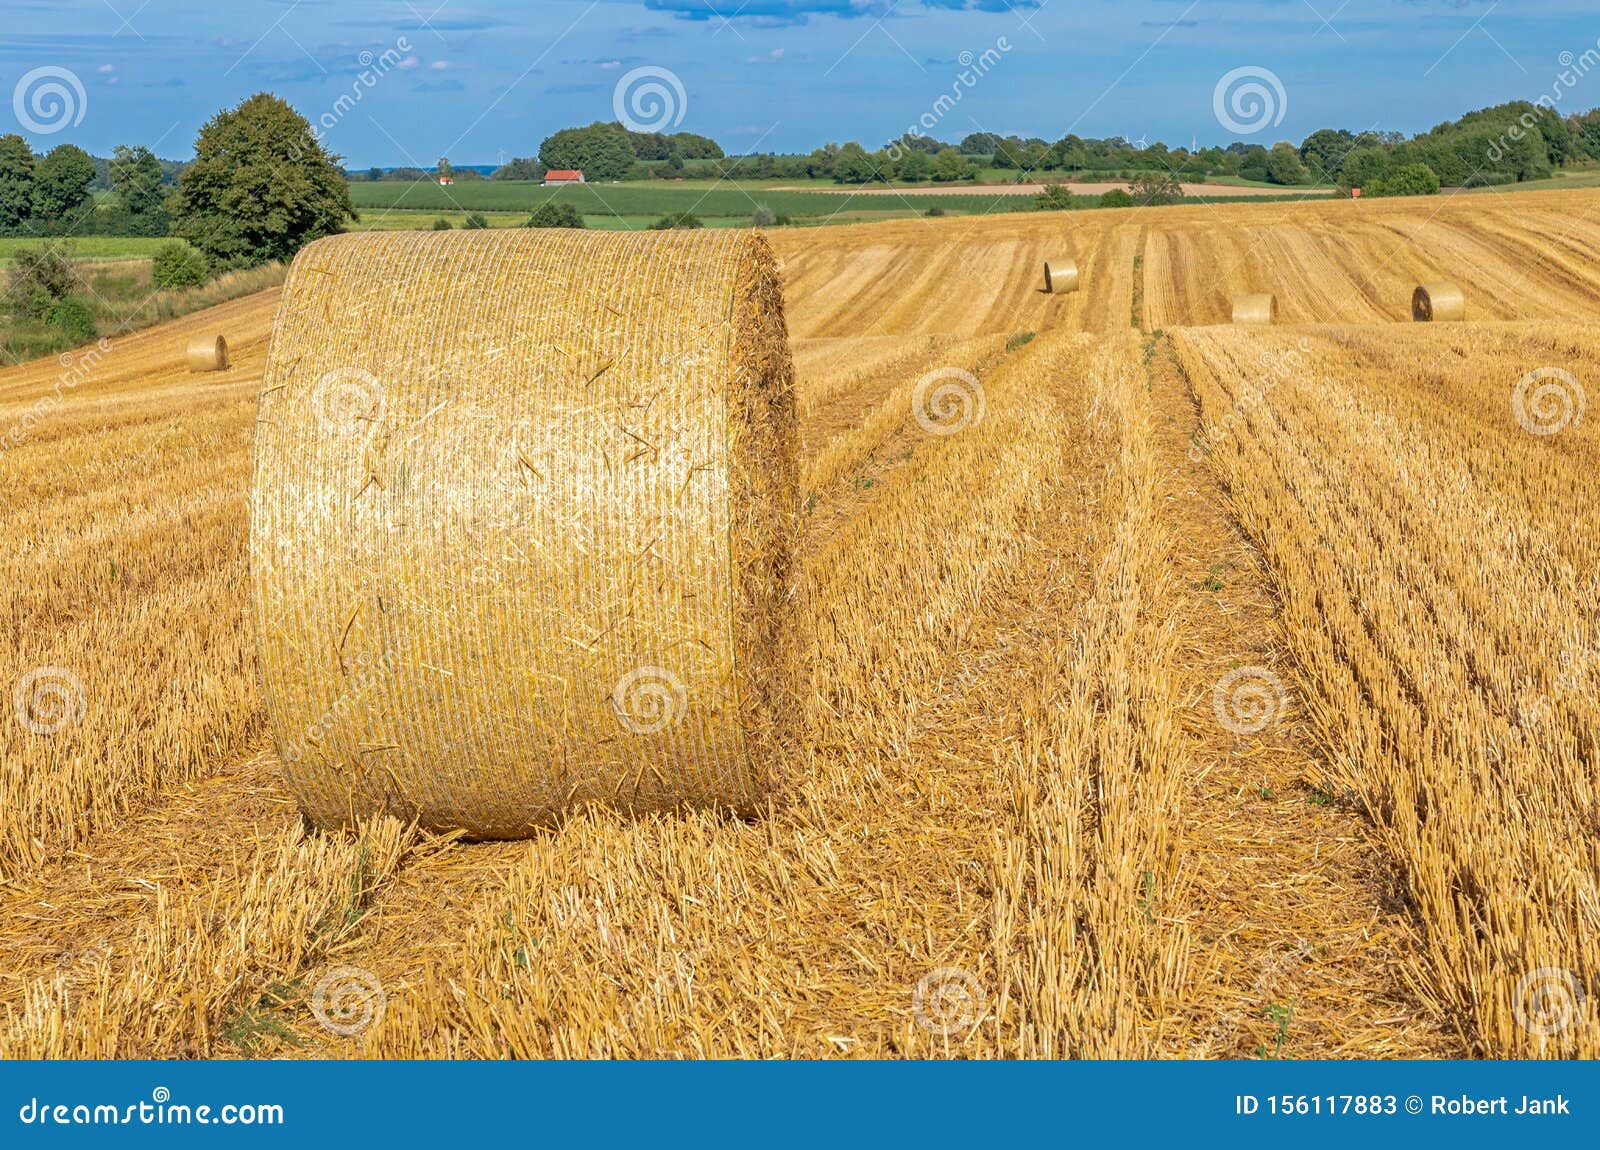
[
  {"left": 251, "top": 228, "right": 800, "bottom": 836},
  {"left": 1231, "top": 294, "right": 1277, "bottom": 325},
  {"left": 1412, "top": 281, "right": 1465, "bottom": 322},
  {"left": 1043, "top": 259, "right": 1079, "bottom": 294},
  {"left": 186, "top": 335, "right": 229, "bottom": 371}
]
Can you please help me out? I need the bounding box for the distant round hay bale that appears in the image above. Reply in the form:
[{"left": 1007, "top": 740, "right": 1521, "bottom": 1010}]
[
  {"left": 1413, "top": 281, "right": 1465, "bottom": 322},
  {"left": 185, "top": 334, "right": 229, "bottom": 371},
  {"left": 251, "top": 228, "right": 800, "bottom": 836},
  {"left": 1043, "top": 259, "right": 1079, "bottom": 294},
  {"left": 1231, "top": 293, "right": 1277, "bottom": 325}
]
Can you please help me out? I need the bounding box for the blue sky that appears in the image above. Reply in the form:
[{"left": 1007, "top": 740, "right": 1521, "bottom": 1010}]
[{"left": 2, "top": 1, "right": 1598, "bottom": 164}]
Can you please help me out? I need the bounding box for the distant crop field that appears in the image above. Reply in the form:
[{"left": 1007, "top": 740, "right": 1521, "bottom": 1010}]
[
  {"left": 0, "top": 236, "right": 180, "bottom": 263},
  {"left": 347, "top": 178, "right": 1046, "bottom": 220}
]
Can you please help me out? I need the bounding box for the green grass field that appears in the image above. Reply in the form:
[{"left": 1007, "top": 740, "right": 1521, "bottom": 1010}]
[
  {"left": 1457, "top": 166, "right": 1600, "bottom": 194},
  {"left": 0, "top": 236, "right": 182, "bottom": 264},
  {"left": 349, "top": 179, "right": 1040, "bottom": 221}
]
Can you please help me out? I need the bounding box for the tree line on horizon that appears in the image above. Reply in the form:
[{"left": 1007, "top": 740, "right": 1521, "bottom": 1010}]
[
  {"left": 417, "top": 100, "right": 1598, "bottom": 197},
  {"left": 6, "top": 90, "right": 1600, "bottom": 260}
]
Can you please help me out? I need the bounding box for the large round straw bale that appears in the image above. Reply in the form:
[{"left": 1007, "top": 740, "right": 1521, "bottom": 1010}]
[
  {"left": 1043, "top": 259, "right": 1079, "bottom": 294},
  {"left": 1412, "top": 281, "right": 1465, "bottom": 322},
  {"left": 251, "top": 228, "right": 799, "bottom": 836},
  {"left": 186, "top": 334, "right": 229, "bottom": 371},
  {"left": 1231, "top": 293, "right": 1277, "bottom": 325}
]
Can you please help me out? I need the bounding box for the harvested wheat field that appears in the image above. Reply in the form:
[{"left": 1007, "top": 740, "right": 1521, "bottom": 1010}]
[{"left": 2, "top": 188, "right": 1598, "bottom": 1059}]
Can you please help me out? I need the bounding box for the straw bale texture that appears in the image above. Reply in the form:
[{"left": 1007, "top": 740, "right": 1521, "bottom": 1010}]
[
  {"left": 1043, "top": 259, "right": 1079, "bottom": 294},
  {"left": 1412, "top": 281, "right": 1465, "bottom": 322},
  {"left": 251, "top": 228, "right": 799, "bottom": 836},
  {"left": 186, "top": 334, "right": 229, "bottom": 371},
  {"left": 1230, "top": 293, "right": 1277, "bottom": 325}
]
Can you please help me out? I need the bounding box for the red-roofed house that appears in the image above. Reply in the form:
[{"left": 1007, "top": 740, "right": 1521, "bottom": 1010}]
[{"left": 542, "top": 169, "right": 585, "bottom": 186}]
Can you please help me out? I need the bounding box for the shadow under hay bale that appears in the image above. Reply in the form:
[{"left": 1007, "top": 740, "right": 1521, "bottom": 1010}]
[
  {"left": 1412, "top": 281, "right": 1465, "bottom": 322},
  {"left": 251, "top": 228, "right": 800, "bottom": 837},
  {"left": 186, "top": 335, "right": 229, "bottom": 371},
  {"left": 1231, "top": 293, "right": 1278, "bottom": 325},
  {"left": 1043, "top": 259, "right": 1079, "bottom": 294}
]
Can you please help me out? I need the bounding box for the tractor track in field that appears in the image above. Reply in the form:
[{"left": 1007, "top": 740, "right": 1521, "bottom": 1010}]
[{"left": 1143, "top": 336, "right": 1456, "bottom": 1057}]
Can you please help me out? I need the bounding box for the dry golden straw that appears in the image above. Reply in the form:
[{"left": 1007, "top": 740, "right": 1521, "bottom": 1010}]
[
  {"left": 1231, "top": 294, "right": 1277, "bottom": 325},
  {"left": 186, "top": 334, "right": 229, "bottom": 371},
  {"left": 1043, "top": 259, "right": 1079, "bottom": 294},
  {"left": 1412, "top": 281, "right": 1465, "bottom": 322},
  {"left": 251, "top": 228, "right": 799, "bottom": 836}
]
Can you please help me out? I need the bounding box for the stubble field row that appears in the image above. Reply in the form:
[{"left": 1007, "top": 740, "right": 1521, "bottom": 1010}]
[{"left": 1, "top": 188, "right": 1597, "bottom": 1058}]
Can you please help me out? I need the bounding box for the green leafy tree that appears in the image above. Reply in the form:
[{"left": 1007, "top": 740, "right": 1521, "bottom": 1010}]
[
  {"left": 931, "top": 148, "right": 976, "bottom": 182},
  {"left": 895, "top": 148, "right": 931, "bottom": 182},
  {"left": 0, "top": 134, "right": 37, "bottom": 231},
  {"left": 669, "top": 132, "right": 724, "bottom": 160},
  {"left": 1572, "top": 110, "right": 1600, "bottom": 161},
  {"left": 1299, "top": 128, "right": 1355, "bottom": 181},
  {"left": 1130, "top": 172, "right": 1184, "bottom": 206},
  {"left": 437, "top": 156, "right": 452, "bottom": 181},
  {"left": 170, "top": 93, "right": 355, "bottom": 266},
  {"left": 49, "top": 296, "right": 95, "bottom": 343},
  {"left": 492, "top": 157, "right": 545, "bottom": 181},
  {"left": 751, "top": 204, "right": 775, "bottom": 227},
  {"left": 7, "top": 243, "right": 78, "bottom": 317},
  {"left": 627, "top": 130, "right": 673, "bottom": 160},
  {"left": 524, "top": 201, "right": 585, "bottom": 229},
  {"left": 431, "top": 217, "right": 453, "bottom": 230},
  {"left": 109, "top": 144, "right": 166, "bottom": 215},
  {"left": 150, "top": 241, "right": 210, "bottom": 288},
  {"left": 832, "top": 142, "right": 877, "bottom": 184},
  {"left": 1035, "top": 184, "right": 1078, "bottom": 211},
  {"left": 538, "top": 122, "right": 634, "bottom": 182},
  {"left": 959, "top": 132, "right": 1003, "bottom": 156},
  {"left": 1265, "top": 141, "right": 1312, "bottom": 186},
  {"left": 649, "top": 211, "right": 703, "bottom": 230},
  {"left": 1339, "top": 145, "right": 1392, "bottom": 191},
  {"left": 1099, "top": 188, "right": 1134, "bottom": 208},
  {"left": 1368, "top": 162, "right": 1440, "bottom": 197},
  {"left": 32, "top": 145, "right": 96, "bottom": 222},
  {"left": 367, "top": 166, "right": 384, "bottom": 182},
  {"left": 463, "top": 212, "right": 489, "bottom": 229}
]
